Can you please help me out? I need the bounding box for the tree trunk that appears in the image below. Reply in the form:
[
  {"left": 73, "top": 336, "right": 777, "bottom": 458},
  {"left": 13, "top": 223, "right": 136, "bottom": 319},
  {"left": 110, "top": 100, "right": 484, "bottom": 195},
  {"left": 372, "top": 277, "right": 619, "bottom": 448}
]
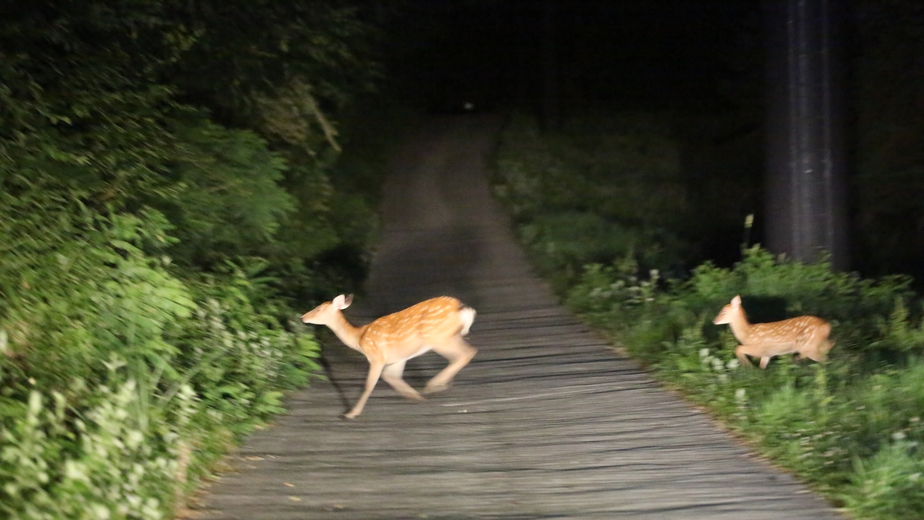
[{"left": 763, "top": 0, "right": 848, "bottom": 268}]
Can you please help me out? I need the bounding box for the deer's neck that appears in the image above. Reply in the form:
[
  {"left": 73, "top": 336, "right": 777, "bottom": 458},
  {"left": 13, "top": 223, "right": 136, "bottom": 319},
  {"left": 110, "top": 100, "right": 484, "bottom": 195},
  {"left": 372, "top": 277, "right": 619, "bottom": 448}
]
[
  {"left": 727, "top": 312, "right": 753, "bottom": 343},
  {"left": 326, "top": 312, "right": 365, "bottom": 352}
]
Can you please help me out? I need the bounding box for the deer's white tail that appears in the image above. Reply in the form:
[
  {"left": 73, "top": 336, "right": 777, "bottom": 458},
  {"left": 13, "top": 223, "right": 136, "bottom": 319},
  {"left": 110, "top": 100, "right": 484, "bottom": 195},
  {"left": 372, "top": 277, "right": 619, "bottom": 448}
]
[{"left": 459, "top": 305, "right": 476, "bottom": 336}]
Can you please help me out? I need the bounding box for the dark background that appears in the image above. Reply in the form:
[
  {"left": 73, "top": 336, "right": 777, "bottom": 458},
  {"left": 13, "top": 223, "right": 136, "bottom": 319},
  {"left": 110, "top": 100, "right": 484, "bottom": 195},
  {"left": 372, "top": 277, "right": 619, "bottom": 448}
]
[
  {"left": 387, "top": 1, "right": 760, "bottom": 114},
  {"left": 381, "top": 0, "right": 924, "bottom": 282}
]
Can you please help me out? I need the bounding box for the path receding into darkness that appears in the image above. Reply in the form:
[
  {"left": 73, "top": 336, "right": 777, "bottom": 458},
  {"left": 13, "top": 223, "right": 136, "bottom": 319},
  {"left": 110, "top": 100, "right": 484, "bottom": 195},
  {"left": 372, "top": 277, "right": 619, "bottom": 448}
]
[{"left": 189, "top": 115, "right": 843, "bottom": 519}]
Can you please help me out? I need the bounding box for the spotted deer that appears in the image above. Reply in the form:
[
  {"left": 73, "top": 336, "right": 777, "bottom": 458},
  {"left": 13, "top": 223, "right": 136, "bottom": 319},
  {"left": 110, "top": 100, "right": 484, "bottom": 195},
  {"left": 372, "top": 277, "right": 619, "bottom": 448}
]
[
  {"left": 712, "top": 295, "right": 833, "bottom": 369},
  {"left": 302, "top": 295, "right": 477, "bottom": 419}
]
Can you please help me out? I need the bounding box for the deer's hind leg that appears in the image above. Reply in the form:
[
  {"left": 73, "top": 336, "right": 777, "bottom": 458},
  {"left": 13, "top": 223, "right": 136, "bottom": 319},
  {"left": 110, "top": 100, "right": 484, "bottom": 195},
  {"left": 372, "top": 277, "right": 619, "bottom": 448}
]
[
  {"left": 424, "top": 336, "right": 477, "bottom": 394},
  {"left": 801, "top": 339, "right": 833, "bottom": 363}
]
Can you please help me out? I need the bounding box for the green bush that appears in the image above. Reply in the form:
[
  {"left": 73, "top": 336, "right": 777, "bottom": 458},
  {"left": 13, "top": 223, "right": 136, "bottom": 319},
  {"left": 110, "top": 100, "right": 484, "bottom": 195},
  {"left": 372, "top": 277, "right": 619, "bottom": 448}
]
[
  {"left": 0, "top": 194, "right": 322, "bottom": 518},
  {"left": 161, "top": 118, "right": 295, "bottom": 267},
  {"left": 520, "top": 213, "right": 663, "bottom": 290},
  {"left": 176, "top": 266, "right": 320, "bottom": 431},
  {"left": 844, "top": 439, "right": 924, "bottom": 520},
  {"left": 1, "top": 380, "right": 183, "bottom": 520},
  {"left": 493, "top": 113, "right": 693, "bottom": 287}
]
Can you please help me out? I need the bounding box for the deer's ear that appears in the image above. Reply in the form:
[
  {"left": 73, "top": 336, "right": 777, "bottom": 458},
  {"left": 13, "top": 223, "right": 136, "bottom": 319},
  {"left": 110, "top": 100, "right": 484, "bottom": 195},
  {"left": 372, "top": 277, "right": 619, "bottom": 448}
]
[
  {"left": 336, "top": 294, "right": 353, "bottom": 310},
  {"left": 731, "top": 295, "right": 742, "bottom": 306}
]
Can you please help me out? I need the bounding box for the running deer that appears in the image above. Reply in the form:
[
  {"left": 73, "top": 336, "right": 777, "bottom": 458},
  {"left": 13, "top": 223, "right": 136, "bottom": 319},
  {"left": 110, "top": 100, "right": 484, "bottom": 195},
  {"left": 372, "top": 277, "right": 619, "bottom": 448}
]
[
  {"left": 712, "top": 295, "right": 833, "bottom": 369},
  {"left": 302, "top": 295, "right": 477, "bottom": 419}
]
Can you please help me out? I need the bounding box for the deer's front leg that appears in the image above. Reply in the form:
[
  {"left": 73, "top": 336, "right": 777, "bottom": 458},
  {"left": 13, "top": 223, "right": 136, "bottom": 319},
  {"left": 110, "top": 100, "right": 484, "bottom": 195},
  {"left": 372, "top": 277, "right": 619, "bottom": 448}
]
[{"left": 345, "top": 361, "right": 385, "bottom": 419}]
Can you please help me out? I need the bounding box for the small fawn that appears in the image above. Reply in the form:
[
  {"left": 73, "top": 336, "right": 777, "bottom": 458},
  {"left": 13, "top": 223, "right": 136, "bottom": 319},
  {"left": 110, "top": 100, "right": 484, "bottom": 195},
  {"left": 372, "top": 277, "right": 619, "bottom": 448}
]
[
  {"left": 712, "top": 295, "right": 833, "bottom": 369},
  {"left": 302, "top": 295, "right": 477, "bottom": 419}
]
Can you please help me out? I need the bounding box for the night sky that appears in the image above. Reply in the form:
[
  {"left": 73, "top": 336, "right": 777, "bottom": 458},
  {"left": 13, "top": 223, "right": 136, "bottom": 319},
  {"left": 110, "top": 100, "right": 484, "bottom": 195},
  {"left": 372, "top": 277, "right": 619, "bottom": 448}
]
[{"left": 387, "top": 1, "right": 762, "bottom": 114}]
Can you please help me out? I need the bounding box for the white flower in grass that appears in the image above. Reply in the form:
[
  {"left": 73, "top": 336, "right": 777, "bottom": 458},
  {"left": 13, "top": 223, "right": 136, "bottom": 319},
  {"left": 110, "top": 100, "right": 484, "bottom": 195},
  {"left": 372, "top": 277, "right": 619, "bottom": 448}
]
[
  {"left": 89, "top": 504, "right": 111, "bottom": 520},
  {"left": 126, "top": 494, "right": 143, "bottom": 509},
  {"left": 64, "top": 460, "right": 89, "bottom": 483},
  {"left": 126, "top": 430, "right": 144, "bottom": 450}
]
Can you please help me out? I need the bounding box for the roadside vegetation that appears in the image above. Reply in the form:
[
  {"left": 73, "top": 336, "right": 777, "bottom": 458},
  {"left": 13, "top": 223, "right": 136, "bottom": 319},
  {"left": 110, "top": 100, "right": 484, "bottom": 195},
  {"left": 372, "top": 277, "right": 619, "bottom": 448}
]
[
  {"left": 0, "top": 1, "right": 400, "bottom": 517},
  {"left": 492, "top": 111, "right": 924, "bottom": 520}
]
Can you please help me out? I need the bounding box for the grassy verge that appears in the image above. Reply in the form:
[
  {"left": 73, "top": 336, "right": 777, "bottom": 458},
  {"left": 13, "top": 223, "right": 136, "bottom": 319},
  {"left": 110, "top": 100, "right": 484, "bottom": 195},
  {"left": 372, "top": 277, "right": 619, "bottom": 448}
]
[
  {"left": 0, "top": 210, "right": 322, "bottom": 519},
  {"left": 493, "top": 112, "right": 924, "bottom": 520}
]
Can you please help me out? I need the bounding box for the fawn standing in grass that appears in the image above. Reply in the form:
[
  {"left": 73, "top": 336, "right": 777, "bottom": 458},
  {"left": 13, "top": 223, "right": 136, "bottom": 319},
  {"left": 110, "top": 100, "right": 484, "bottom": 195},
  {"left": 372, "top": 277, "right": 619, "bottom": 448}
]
[
  {"left": 302, "top": 295, "right": 477, "bottom": 419},
  {"left": 712, "top": 295, "right": 833, "bottom": 369}
]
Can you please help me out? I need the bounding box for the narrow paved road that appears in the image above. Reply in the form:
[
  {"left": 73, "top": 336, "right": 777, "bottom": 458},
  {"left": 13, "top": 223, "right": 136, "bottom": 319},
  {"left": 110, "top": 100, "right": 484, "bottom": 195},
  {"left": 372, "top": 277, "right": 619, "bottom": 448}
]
[{"left": 190, "top": 115, "right": 843, "bottom": 519}]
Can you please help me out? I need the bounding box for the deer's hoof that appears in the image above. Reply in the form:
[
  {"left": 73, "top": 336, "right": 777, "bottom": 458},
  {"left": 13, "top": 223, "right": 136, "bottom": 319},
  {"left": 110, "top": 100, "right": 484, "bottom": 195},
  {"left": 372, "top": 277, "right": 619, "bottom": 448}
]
[{"left": 423, "top": 383, "right": 449, "bottom": 394}]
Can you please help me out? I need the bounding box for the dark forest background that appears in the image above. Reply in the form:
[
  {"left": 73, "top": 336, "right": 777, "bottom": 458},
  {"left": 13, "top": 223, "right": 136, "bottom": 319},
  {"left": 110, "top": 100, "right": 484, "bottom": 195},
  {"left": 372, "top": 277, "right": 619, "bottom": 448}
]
[{"left": 387, "top": 0, "right": 924, "bottom": 283}]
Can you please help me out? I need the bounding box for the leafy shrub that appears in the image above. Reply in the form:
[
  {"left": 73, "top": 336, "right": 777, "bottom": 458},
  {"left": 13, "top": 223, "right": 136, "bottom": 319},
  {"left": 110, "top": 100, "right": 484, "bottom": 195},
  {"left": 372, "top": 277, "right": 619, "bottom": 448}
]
[
  {"left": 0, "top": 195, "right": 321, "bottom": 518},
  {"left": 1, "top": 380, "right": 183, "bottom": 520},
  {"left": 162, "top": 118, "right": 295, "bottom": 267},
  {"left": 521, "top": 213, "right": 656, "bottom": 289},
  {"left": 566, "top": 254, "right": 654, "bottom": 317},
  {"left": 844, "top": 440, "right": 924, "bottom": 520},
  {"left": 176, "top": 266, "right": 320, "bottom": 431},
  {"left": 493, "top": 113, "right": 693, "bottom": 286},
  {"left": 0, "top": 196, "right": 191, "bottom": 388}
]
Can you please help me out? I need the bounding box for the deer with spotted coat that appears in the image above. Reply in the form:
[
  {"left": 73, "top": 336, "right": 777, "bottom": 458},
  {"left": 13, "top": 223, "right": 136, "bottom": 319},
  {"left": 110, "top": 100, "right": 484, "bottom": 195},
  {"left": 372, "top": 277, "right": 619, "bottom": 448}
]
[
  {"left": 712, "top": 295, "right": 833, "bottom": 369},
  {"left": 302, "top": 295, "right": 477, "bottom": 419}
]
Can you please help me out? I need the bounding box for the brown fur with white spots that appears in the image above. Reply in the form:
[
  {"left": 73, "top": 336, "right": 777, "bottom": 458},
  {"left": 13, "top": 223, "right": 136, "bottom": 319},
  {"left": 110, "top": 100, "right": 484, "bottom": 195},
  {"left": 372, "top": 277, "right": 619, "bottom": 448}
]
[
  {"left": 302, "top": 295, "right": 477, "bottom": 419},
  {"left": 712, "top": 295, "right": 833, "bottom": 369}
]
